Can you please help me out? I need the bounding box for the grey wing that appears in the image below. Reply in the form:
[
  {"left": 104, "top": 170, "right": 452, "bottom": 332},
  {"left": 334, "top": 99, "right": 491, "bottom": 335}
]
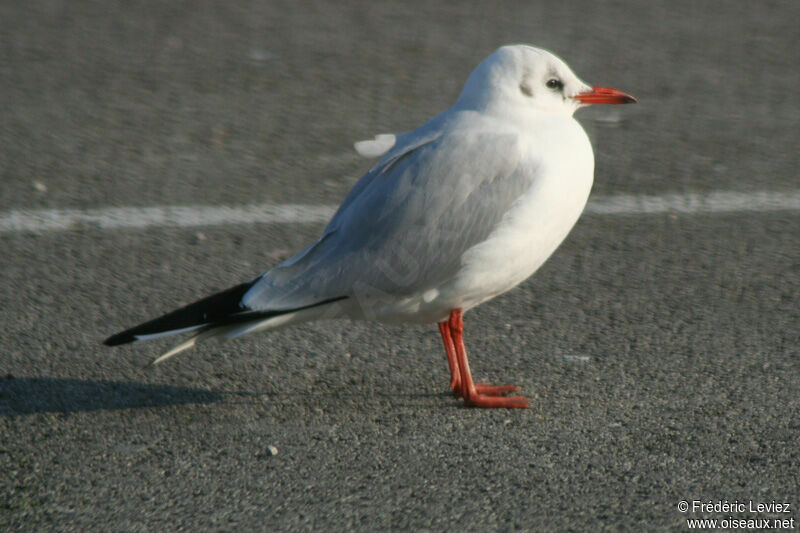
[
  {"left": 243, "top": 120, "right": 536, "bottom": 311},
  {"left": 326, "top": 112, "right": 449, "bottom": 227}
]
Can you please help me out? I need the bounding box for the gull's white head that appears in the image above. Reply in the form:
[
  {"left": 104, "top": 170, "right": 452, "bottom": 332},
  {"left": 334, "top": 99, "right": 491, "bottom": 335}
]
[{"left": 456, "top": 45, "right": 636, "bottom": 117}]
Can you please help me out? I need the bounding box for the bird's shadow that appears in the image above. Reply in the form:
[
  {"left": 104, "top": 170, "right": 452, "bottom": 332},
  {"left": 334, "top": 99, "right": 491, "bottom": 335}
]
[{"left": 0, "top": 375, "right": 220, "bottom": 417}]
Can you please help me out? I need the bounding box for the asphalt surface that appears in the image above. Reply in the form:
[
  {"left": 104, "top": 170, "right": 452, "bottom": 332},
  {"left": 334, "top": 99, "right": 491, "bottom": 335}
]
[{"left": 2, "top": 1, "right": 799, "bottom": 531}]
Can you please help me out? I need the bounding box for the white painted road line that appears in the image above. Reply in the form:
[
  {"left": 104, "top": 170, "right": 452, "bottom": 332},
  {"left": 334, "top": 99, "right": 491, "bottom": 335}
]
[
  {"left": 0, "top": 204, "right": 337, "bottom": 234},
  {"left": 2, "top": 190, "right": 799, "bottom": 235},
  {"left": 584, "top": 191, "right": 800, "bottom": 215}
]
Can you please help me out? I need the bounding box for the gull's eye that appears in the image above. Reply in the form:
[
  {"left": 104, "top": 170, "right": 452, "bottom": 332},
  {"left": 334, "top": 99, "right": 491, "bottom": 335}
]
[{"left": 545, "top": 78, "right": 563, "bottom": 90}]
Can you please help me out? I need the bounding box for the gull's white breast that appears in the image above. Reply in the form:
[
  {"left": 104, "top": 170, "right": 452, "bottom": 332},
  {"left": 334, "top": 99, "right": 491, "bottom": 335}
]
[{"left": 439, "top": 114, "right": 595, "bottom": 313}]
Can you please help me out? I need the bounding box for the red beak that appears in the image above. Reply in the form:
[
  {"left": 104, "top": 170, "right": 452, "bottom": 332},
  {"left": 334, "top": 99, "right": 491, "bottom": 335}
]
[{"left": 574, "top": 86, "right": 637, "bottom": 105}]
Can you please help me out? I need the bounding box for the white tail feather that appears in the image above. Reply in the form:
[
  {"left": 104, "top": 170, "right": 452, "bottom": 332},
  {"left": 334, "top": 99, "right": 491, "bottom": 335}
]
[
  {"left": 150, "top": 328, "right": 225, "bottom": 365},
  {"left": 151, "top": 336, "right": 200, "bottom": 365}
]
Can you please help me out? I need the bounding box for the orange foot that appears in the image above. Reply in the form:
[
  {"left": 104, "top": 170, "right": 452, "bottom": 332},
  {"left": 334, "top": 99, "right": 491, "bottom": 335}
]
[
  {"left": 462, "top": 386, "right": 530, "bottom": 409},
  {"left": 451, "top": 381, "right": 521, "bottom": 398}
]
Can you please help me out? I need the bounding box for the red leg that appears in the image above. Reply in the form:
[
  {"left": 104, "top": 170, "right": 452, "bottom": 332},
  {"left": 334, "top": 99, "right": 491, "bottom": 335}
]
[
  {"left": 439, "top": 319, "right": 518, "bottom": 398},
  {"left": 447, "top": 309, "right": 529, "bottom": 408},
  {"left": 438, "top": 321, "right": 461, "bottom": 393}
]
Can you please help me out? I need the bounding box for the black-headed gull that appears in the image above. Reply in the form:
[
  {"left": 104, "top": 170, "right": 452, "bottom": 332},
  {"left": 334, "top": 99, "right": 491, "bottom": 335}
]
[{"left": 105, "top": 45, "right": 636, "bottom": 408}]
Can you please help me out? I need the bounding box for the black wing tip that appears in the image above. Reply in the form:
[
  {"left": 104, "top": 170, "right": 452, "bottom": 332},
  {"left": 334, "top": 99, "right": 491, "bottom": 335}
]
[
  {"left": 100, "top": 279, "right": 260, "bottom": 349},
  {"left": 101, "top": 285, "right": 349, "bottom": 349},
  {"left": 103, "top": 331, "right": 136, "bottom": 346}
]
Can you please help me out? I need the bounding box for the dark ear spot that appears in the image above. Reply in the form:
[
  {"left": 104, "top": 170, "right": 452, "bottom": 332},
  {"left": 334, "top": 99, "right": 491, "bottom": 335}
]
[{"left": 519, "top": 81, "right": 533, "bottom": 97}]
